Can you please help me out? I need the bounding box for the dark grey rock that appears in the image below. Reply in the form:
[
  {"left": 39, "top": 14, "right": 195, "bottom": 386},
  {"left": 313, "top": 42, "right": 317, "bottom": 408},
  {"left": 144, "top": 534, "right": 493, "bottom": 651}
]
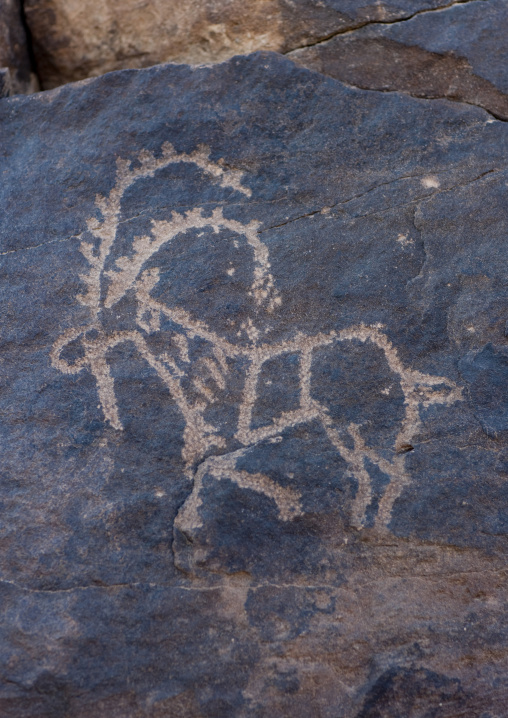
[
  {"left": 290, "top": 0, "right": 508, "bottom": 121},
  {"left": 1, "top": 52, "right": 508, "bottom": 716},
  {"left": 276, "top": 0, "right": 459, "bottom": 50}
]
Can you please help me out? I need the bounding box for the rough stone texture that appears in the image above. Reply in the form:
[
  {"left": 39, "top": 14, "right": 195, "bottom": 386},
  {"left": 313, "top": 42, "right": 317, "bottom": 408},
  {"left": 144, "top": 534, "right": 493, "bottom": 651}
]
[
  {"left": 24, "top": 0, "right": 458, "bottom": 89},
  {"left": 2, "top": 52, "right": 508, "bottom": 716},
  {"left": 0, "top": 66, "right": 12, "bottom": 97},
  {"left": 0, "top": 0, "right": 38, "bottom": 94},
  {"left": 291, "top": 0, "right": 508, "bottom": 121}
]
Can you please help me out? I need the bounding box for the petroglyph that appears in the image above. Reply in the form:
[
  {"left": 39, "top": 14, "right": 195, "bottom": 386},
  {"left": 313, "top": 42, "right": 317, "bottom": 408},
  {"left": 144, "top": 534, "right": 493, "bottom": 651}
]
[
  {"left": 52, "top": 145, "right": 462, "bottom": 532},
  {"left": 176, "top": 447, "right": 303, "bottom": 532}
]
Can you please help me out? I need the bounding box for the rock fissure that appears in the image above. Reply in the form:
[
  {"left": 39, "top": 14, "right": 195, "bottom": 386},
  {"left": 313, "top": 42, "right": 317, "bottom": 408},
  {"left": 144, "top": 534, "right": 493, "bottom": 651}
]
[
  {"left": 0, "top": 166, "right": 496, "bottom": 260},
  {"left": 261, "top": 167, "right": 501, "bottom": 240},
  {"left": 0, "top": 231, "right": 83, "bottom": 257},
  {"left": 283, "top": 0, "right": 486, "bottom": 54},
  {"left": 333, "top": 74, "right": 508, "bottom": 123},
  {"left": 290, "top": 0, "right": 489, "bottom": 55}
]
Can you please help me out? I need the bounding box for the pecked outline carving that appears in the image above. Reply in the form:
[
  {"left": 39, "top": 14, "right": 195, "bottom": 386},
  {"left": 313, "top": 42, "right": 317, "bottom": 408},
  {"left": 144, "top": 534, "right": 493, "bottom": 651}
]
[{"left": 51, "top": 144, "right": 462, "bottom": 532}]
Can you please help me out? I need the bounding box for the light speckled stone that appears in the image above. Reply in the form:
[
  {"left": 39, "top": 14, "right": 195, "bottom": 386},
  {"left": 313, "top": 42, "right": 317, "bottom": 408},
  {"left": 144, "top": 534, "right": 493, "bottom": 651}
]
[{"left": 24, "top": 0, "right": 454, "bottom": 89}]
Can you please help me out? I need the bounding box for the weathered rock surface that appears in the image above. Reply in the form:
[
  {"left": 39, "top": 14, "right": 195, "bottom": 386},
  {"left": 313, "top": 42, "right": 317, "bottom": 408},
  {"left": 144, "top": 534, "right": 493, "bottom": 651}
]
[
  {"left": 24, "top": 0, "right": 460, "bottom": 89},
  {"left": 291, "top": 0, "right": 508, "bottom": 121},
  {"left": 2, "top": 52, "right": 508, "bottom": 716},
  {"left": 0, "top": 66, "right": 11, "bottom": 97},
  {"left": 0, "top": 0, "right": 37, "bottom": 94}
]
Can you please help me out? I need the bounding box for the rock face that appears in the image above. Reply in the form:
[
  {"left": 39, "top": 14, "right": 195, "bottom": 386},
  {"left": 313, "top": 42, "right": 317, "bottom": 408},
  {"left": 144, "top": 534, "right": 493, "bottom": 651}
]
[
  {"left": 2, "top": 51, "right": 508, "bottom": 716},
  {"left": 291, "top": 0, "right": 508, "bottom": 121},
  {"left": 0, "top": 0, "right": 37, "bottom": 94},
  {"left": 24, "top": 0, "right": 457, "bottom": 89}
]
